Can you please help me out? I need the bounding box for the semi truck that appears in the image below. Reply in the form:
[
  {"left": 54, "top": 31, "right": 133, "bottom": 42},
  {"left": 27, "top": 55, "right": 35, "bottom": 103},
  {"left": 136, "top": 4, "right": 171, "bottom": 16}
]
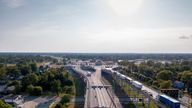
[
  {"left": 131, "top": 81, "right": 143, "bottom": 90},
  {"left": 158, "top": 94, "right": 180, "bottom": 108}
]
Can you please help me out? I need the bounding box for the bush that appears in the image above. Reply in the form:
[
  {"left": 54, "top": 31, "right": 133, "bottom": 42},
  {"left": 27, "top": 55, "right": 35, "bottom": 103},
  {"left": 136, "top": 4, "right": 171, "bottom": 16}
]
[
  {"left": 27, "top": 85, "right": 34, "bottom": 95},
  {"left": 147, "top": 79, "right": 153, "bottom": 85},
  {"left": 64, "top": 86, "right": 73, "bottom": 94},
  {"left": 60, "top": 95, "right": 70, "bottom": 105},
  {"left": 33, "top": 86, "right": 43, "bottom": 96},
  {"left": 55, "top": 103, "right": 63, "bottom": 108},
  {"left": 27, "top": 85, "right": 43, "bottom": 96},
  {"left": 160, "top": 80, "right": 172, "bottom": 89},
  {"left": 0, "top": 100, "right": 12, "bottom": 108},
  {"left": 156, "top": 70, "right": 173, "bottom": 80},
  {"left": 152, "top": 81, "right": 160, "bottom": 88}
]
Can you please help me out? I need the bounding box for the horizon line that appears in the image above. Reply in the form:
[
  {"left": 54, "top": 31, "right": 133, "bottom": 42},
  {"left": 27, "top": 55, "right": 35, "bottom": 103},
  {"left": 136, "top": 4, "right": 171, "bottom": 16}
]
[{"left": 0, "top": 51, "right": 192, "bottom": 54}]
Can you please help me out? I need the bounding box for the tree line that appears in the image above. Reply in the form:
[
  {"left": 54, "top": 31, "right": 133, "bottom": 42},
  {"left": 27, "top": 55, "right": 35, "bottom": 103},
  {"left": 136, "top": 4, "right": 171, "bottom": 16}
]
[
  {"left": 0, "top": 61, "right": 74, "bottom": 95},
  {"left": 118, "top": 60, "right": 192, "bottom": 94}
]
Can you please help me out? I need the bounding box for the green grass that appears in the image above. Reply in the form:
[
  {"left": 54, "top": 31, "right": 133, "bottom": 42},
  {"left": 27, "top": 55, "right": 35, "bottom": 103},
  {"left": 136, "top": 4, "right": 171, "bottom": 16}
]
[
  {"left": 116, "top": 79, "right": 142, "bottom": 98},
  {"left": 119, "top": 81, "right": 158, "bottom": 108}
]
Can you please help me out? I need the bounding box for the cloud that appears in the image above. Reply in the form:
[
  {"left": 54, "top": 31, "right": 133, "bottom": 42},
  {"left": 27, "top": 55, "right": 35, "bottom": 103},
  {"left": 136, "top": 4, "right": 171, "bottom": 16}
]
[
  {"left": 179, "top": 35, "right": 192, "bottom": 40},
  {"left": 3, "top": 0, "right": 25, "bottom": 8},
  {"left": 105, "top": 0, "right": 144, "bottom": 16}
]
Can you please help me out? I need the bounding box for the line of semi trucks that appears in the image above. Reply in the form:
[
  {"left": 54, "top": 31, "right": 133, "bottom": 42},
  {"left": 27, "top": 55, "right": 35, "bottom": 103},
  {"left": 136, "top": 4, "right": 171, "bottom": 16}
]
[{"left": 102, "top": 68, "right": 181, "bottom": 108}]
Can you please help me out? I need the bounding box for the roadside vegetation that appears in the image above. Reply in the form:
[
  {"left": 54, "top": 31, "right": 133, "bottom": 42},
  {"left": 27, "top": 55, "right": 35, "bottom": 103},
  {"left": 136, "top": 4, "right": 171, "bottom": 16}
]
[
  {"left": 0, "top": 100, "right": 12, "bottom": 108},
  {"left": 0, "top": 55, "right": 75, "bottom": 108},
  {"left": 102, "top": 72, "right": 158, "bottom": 108},
  {"left": 118, "top": 60, "right": 192, "bottom": 94},
  {"left": 0, "top": 62, "right": 74, "bottom": 96}
]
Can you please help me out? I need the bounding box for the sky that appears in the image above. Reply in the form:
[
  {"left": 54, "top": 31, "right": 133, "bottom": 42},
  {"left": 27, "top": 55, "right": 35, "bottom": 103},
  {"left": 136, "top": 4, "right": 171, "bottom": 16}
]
[{"left": 0, "top": 0, "right": 192, "bottom": 53}]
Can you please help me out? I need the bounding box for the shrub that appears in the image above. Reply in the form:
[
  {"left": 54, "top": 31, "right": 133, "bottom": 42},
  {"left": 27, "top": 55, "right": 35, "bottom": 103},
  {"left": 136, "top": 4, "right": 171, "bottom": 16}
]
[
  {"left": 27, "top": 85, "right": 43, "bottom": 96},
  {"left": 60, "top": 95, "right": 70, "bottom": 105},
  {"left": 33, "top": 86, "right": 43, "bottom": 96},
  {"left": 55, "top": 103, "right": 63, "bottom": 108}
]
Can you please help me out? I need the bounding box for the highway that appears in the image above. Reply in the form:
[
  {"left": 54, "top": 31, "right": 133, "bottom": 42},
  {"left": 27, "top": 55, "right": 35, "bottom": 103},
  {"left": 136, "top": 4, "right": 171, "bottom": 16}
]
[
  {"left": 50, "top": 56, "right": 189, "bottom": 108},
  {"left": 73, "top": 66, "right": 122, "bottom": 108}
]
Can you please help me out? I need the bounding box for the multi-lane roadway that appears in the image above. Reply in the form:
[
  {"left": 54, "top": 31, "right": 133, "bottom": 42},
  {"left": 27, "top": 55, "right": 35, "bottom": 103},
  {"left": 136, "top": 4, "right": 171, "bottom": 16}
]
[{"left": 74, "top": 66, "right": 122, "bottom": 108}]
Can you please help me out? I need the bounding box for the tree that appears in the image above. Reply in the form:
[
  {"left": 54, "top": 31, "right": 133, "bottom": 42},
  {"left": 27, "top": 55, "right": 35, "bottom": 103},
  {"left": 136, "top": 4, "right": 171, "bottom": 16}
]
[
  {"left": 27, "top": 85, "right": 43, "bottom": 96},
  {"left": 181, "top": 71, "right": 192, "bottom": 83},
  {"left": 33, "top": 86, "right": 43, "bottom": 96},
  {"left": 160, "top": 80, "right": 172, "bottom": 89},
  {"left": 0, "top": 100, "right": 12, "bottom": 108},
  {"left": 6, "top": 66, "right": 20, "bottom": 78},
  {"left": 156, "top": 70, "right": 173, "bottom": 80},
  {"left": 19, "top": 65, "right": 32, "bottom": 76},
  {"left": 64, "top": 80, "right": 73, "bottom": 86},
  {"left": 64, "top": 86, "right": 73, "bottom": 94},
  {"left": 26, "top": 85, "right": 34, "bottom": 95},
  {"left": 177, "top": 72, "right": 183, "bottom": 80},
  {"left": 12, "top": 81, "right": 22, "bottom": 94},
  {"left": 30, "top": 63, "right": 37, "bottom": 72},
  {"left": 60, "top": 95, "right": 70, "bottom": 105},
  {"left": 55, "top": 103, "right": 63, "bottom": 108},
  {"left": 0, "top": 67, "right": 6, "bottom": 79},
  {"left": 22, "top": 73, "right": 38, "bottom": 90},
  {"left": 64, "top": 72, "right": 69, "bottom": 79},
  {"left": 152, "top": 81, "right": 160, "bottom": 88},
  {"left": 51, "top": 80, "right": 61, "bottom": 95},
  {"left": 187, "top": 78, "right": 192, "bottom": 95}
]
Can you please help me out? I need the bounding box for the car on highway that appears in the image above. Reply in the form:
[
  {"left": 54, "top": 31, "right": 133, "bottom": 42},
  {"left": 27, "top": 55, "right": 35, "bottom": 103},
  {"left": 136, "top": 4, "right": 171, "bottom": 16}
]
[
  {"left": 87, "top": 72, "right": 91, "bottom": 77},
  {"left": 148, "top": 92, "right": 153, "bottom": 97},
  {"left": 132, "top": 81, "right": 143, "bottom": 90},
  {"left": 142, "top": 90, "right": 148, "bottom": 94}
]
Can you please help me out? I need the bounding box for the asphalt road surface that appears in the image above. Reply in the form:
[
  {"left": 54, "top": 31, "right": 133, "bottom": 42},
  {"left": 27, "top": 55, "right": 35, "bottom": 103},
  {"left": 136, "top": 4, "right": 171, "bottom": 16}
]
[{"left": 74, "top": 66, "right": 122, "bottom": 108}]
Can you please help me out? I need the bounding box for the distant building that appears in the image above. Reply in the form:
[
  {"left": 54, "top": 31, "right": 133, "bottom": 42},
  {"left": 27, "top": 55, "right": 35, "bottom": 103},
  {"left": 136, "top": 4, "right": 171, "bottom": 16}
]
[
  {"left": 158, "top": 60, "right": 172, "bottom": 64},
  {"left": 6, "top": 86, "right": 15, "bottom": 93},
  {"left": 3, "top": 95, "right": 24, "bottom": 107},
  {"left": 0, "top": 85, "right": 7, "bottom": 93},
  {"left": 173, "top": 81, "right": 184, "bottom": 90},
  {"left": 104, "top": 61, "right": 114, "bottom": 65},
  {"left": 95, "top": 60, "right": 103, "bottom": 66}
]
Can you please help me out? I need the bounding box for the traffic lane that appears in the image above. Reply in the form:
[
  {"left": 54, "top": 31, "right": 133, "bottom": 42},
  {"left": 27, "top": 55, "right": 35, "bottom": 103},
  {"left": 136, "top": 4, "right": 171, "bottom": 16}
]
[
  {"left": 88, "top": 75, "right": 100, "bottom": 107},
  {"left": 142, "top": 86, "right": 159, "bottom": 99},
  {"left": 84, "top": 72, "right": 98, "bottom": 108},
  {"left": 77, "top": 67, "right": 116, "bottom": 108},
  {"left": 95, "top": 69, "right": 115, "bottom": 107},
  {"left": 92, "top": 69, "right": 112, "bottom": 107},
  {"left": 89, "top": 87, "right": 98, "bottom": 107},
  {"left": 74, "top": 66, "right": 103, "bottom": 107}
]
